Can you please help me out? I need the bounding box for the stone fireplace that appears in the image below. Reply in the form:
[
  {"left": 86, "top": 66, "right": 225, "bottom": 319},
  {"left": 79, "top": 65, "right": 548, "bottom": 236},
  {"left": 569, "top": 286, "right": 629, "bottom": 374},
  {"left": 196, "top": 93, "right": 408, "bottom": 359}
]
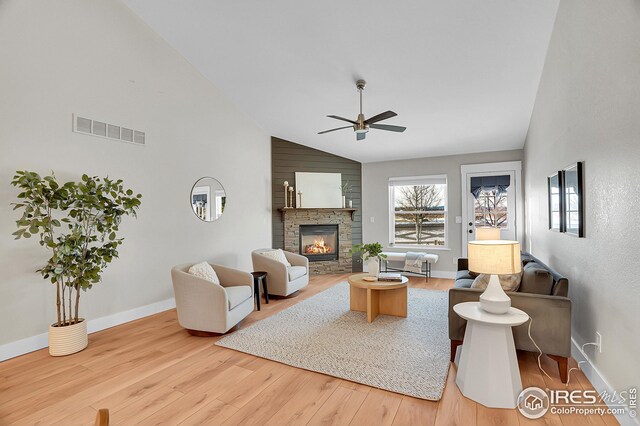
[{"left": 280, "top": 208, "right": 355, "bottom": 274}]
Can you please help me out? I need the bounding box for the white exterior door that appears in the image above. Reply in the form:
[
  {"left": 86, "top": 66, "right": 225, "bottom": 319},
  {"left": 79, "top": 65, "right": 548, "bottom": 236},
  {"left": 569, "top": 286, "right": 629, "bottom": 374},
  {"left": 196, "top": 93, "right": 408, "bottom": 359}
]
[{"left": 461, "top": 161, "right": 523, "bottom": 257}]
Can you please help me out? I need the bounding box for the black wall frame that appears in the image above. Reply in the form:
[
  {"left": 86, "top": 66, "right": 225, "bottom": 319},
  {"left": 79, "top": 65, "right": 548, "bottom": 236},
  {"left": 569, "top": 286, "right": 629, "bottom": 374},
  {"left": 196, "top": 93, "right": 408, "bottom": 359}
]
[
  {"left": 548, "top": 171, "right": 565, "bottom": 232},
  {"left": 548, "top": 161, "right": 584, "bottom": 237},
  {"left": 562, "top": 162, "right": 585, "bottom": 237}
]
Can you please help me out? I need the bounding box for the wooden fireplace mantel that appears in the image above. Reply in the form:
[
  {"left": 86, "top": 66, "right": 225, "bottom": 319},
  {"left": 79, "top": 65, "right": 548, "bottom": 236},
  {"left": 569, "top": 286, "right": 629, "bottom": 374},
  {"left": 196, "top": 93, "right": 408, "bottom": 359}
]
[{"left": 278, "top": 207, "right": 357, "bottom": 221}]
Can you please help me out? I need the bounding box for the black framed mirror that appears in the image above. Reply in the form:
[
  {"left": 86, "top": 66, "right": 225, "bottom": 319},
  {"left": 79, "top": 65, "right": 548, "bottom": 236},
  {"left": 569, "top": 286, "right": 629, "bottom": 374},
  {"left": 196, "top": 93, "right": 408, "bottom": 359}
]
[
  {"left": 548, "top": 172, "right": 564, "bottom": 232},
  {"left": 562, "top": 162, "right": 584, "bottom": 237}
]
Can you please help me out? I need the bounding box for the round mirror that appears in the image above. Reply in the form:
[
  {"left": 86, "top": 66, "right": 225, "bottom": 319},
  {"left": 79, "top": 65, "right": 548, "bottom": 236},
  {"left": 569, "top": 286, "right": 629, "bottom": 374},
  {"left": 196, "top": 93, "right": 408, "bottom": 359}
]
[{"left": 190, "top": 177, "right": 226, "bottom": 222}]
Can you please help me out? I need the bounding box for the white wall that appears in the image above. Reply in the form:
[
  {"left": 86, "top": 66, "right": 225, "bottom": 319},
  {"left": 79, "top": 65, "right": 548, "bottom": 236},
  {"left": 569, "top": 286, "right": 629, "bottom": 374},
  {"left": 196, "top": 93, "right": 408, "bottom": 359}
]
[
  {"left": 362, "top": 150, "right": 523, "bottom": 275},
  {"left": 524, "top": 0, "right": 640, "bottom": 404},
  {"left": 0, "top": 0, "right": 271, "bottom": 348}
]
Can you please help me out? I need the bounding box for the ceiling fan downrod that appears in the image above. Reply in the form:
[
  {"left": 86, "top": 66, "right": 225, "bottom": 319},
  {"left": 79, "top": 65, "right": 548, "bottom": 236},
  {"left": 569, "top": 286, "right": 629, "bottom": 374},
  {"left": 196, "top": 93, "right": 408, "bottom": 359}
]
[{"left": 356, "top": 80, "right": 367, "bottom": 133}]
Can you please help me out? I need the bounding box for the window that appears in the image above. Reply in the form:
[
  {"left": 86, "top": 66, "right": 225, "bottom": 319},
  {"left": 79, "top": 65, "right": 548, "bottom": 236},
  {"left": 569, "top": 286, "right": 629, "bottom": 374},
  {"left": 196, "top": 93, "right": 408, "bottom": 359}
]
[
  {"left": 389, "top": 176, "right": 447, "bottom": 247},
  {"left": 474, "top": 188, "right": 508, "bottom": 228}
]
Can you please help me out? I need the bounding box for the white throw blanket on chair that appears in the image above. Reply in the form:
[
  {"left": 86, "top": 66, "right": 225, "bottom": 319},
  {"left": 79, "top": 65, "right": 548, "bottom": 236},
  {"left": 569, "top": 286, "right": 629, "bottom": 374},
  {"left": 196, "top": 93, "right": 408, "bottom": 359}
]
[{"left": 404, "top": 252, "right": 424, "bottom": 274}]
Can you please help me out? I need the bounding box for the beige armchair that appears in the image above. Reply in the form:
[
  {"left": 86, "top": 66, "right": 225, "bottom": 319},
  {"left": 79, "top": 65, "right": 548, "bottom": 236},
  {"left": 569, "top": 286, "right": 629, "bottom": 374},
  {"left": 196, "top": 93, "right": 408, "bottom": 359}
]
[
  {"left": 171, "top": 263, "right": 254, "bottom": 335},
  {"left": 251, "top": 249, "right": 309, "bottom": 297}
]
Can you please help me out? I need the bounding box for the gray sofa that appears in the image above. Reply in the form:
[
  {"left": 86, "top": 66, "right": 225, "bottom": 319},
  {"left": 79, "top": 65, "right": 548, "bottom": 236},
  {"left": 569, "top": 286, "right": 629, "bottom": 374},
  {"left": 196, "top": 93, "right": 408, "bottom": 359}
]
[{"left": 449, "top": 253, "right": 571, "bottom": 382}]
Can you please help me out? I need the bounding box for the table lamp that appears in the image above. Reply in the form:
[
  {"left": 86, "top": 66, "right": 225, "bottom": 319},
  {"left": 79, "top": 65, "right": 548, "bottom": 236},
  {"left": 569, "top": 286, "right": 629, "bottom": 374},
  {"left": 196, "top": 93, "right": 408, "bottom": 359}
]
[
  {"left": 468, "top": 240, "right": 521, "bottom": 314},
  {"left": 475, "top": 227, "right": 501, "bottom": 241}
]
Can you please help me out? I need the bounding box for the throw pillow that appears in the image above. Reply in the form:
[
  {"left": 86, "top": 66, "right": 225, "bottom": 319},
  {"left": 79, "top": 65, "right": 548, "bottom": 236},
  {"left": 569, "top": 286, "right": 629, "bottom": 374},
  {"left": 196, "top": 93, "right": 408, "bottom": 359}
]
[
  {"left": 471, "top": 271, "right": 522, "bottom": 292},
  {"left": 188, "top": 261, "right": 220, "bottom": 284},
  {"left": 519, "top": 263, "right": 554, "bottom": 295},
  {"left": 260, "top": 249, "right": 291, "bottom": 267}
]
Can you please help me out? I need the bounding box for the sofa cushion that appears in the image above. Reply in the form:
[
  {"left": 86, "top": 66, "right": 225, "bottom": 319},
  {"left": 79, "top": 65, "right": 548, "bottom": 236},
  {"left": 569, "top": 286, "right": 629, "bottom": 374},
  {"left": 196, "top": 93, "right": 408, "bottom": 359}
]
[
  {"left": 454, "top": 279, "right": 475, "bottom": 289},
  {"left": 288, "top": 265, "right": 307, "bottom": 281},
  {"left": 521, "top": 253, "right": 536, "bottom": 267},
  {"left": 519, "top": 263, "right": 554, "bottom": 295},
  {"left": 471, "top": 272, "right": 522, "bottom": 292},
  {"left": 455, "top": 270, "right": 475, "bottom": 281},
  {"left": 552, "top": 278, "right": 569, "bottom": 297},
  {"left": 260, "top": 249, "right": 291, "bottom": 267},
  {"left": 225, "top": 286, "right": 252, "bottom": 310},
  {"left": 188, "top": 262, "right": 220, "bottom": 285}
]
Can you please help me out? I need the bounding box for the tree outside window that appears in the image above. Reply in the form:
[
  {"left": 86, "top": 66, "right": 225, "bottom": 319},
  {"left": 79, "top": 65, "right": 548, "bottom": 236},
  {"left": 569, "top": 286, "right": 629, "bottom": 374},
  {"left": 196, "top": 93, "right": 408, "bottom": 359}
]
[
  {"left": 391, "top": 179, "right": 447, "bottom": 246},
  {"left": 474, "top": 189, "right": 508, "bottom": 228}
]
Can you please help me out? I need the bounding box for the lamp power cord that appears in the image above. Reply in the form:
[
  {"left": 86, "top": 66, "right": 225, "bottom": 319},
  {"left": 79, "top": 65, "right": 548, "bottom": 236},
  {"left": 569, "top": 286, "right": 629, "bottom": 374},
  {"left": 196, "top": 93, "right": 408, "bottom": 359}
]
[{"left": 526, "top": 315, "right": 598, "bottom": 387}]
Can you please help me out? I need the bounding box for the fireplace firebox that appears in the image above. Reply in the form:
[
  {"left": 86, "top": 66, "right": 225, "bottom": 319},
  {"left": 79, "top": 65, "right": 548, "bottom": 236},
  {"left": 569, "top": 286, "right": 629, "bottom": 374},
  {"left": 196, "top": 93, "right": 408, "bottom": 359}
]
[{"left": 299, "top": 224, "right": 339, "bottom": 262}]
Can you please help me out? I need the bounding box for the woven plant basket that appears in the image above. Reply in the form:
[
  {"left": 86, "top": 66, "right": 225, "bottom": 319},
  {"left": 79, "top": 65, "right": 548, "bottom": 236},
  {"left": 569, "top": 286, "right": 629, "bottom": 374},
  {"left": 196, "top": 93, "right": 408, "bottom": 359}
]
[{"left": 48, "top": 318, "right": 88, "bottom": 356}]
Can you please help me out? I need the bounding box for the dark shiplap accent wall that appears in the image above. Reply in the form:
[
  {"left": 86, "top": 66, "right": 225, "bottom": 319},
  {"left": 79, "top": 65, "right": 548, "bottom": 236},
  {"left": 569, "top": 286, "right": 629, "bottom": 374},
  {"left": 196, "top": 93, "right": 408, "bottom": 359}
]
[{"left": 271, "top": 137, "right": 362, "bottom": 272}]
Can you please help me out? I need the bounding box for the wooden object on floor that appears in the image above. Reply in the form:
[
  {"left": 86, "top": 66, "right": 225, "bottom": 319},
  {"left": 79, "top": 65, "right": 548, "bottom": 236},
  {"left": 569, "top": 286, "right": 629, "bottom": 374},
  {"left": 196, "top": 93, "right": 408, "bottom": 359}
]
[
  {"left": 548, "top": 354, "right": 569, "bottom": 384},
  {"left": 0, "top": 274, "right": 615, "bottom": 426},
  {"left": 450, "top": 339, "right": 463, "bottom": 363},
  {"left": 94, "top": 408, "right": 109, "bottom": 426},
  {"left": 187, "top": 329, "right": 222, "bottom": 337},
  {"left": 348, "top": 273, "right": 408, "bottom": 323}
]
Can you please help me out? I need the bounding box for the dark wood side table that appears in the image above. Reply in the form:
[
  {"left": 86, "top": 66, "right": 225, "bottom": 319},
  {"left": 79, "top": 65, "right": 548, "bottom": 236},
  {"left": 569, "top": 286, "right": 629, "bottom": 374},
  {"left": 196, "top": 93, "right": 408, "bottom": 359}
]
[{"left": 251, "top": 271, "right": 269, "bottom": 311}]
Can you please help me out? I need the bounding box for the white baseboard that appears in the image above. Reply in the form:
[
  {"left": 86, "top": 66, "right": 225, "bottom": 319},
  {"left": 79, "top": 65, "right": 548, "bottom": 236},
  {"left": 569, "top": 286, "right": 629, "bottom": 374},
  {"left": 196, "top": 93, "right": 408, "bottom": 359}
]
[
  {"left": 0, "top": 297, "right": 176, "bottom": 362},
  {"left": 430, "top": 270, "right": 457, "bottom": 279},
  {"left": 391, "top": 270, "right": 456, "bottom": 279},
  {"left": 571, "top": 338, "right": 639, "bottom": 426}
]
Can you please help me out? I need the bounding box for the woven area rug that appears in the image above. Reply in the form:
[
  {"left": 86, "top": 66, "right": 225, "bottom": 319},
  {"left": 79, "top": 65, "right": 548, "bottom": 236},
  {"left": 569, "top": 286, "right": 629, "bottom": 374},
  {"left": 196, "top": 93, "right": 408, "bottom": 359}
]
[{"left": 215, "top": 282, "right": 450, "bottom": 400}]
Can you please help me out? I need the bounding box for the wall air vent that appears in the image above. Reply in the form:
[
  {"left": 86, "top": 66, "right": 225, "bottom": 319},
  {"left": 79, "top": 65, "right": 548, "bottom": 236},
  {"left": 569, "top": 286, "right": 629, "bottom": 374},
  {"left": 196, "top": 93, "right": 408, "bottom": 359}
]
[{"left": 73, "top": 114, "right": 145, "bottom": 146}]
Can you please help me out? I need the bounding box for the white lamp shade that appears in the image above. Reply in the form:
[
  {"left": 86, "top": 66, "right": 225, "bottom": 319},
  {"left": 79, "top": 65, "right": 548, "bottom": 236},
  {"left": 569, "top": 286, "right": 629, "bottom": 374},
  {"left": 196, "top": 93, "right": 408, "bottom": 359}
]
[
  {"left": 468, "top": 240, "right": 521, "bottom": 275},
  {"left": 475, "top": 227, "right": 501, "bottom": 241}
]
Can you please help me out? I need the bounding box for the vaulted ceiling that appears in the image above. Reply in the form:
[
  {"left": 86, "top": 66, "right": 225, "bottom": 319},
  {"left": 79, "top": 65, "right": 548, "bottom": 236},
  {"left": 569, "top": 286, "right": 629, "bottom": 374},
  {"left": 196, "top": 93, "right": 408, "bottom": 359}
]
[{"left": 123, "top": 0, "right": 559, "bottom": 162}]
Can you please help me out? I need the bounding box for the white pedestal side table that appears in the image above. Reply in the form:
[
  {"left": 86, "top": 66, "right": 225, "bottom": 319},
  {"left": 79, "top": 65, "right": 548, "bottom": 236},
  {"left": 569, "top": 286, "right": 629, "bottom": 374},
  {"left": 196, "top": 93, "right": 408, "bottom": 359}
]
[{"left": 454, "top": 301, "right": 529, "bottom": 409}]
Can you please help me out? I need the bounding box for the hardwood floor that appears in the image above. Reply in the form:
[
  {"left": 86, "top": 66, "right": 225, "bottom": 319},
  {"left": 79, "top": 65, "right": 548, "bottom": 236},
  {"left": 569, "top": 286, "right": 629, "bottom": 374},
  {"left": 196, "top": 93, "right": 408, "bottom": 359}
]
[{"left": 0, "top": 274, "right": 617, "bottom": 425}]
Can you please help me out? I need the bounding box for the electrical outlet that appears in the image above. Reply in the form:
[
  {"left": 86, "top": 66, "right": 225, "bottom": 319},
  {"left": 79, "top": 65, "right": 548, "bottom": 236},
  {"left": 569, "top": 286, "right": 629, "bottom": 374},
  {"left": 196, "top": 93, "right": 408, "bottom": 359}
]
[{"left": 596, "top": 332, "right": 602, "bottom": 353}]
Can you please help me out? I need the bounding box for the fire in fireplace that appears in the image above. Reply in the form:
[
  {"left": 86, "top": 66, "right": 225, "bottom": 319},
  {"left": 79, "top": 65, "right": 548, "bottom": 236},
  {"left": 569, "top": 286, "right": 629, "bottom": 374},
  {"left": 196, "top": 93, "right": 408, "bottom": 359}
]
[{"left": 299, "top": 224, "right": 339, "bottom": 262}]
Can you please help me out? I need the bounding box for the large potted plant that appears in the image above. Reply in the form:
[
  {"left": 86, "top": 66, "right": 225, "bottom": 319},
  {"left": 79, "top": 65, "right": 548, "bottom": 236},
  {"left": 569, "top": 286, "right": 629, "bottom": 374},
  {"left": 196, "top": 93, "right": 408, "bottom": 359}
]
[
  {"left": 349, "top": 242, "right": 387, "bottom": 278},
  {"left": 11, "top": 171, "right": 141, "bottom": 356}
]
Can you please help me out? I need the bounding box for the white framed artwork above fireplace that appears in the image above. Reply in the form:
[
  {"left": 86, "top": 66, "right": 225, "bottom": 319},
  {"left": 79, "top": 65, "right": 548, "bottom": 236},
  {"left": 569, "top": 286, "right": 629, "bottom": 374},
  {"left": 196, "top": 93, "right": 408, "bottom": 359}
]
[{"left": 294, "top": 172, "right": 342, "bottom": 208}]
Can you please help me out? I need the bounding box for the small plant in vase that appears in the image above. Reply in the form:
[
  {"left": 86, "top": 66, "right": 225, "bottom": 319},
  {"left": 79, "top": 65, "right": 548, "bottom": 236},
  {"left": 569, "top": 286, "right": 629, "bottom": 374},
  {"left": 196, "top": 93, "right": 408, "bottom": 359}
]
[
  {"left": 349, "top": 242, "right": 387, "bottom": 278},
  {"left": 11, "top": 171, "right": 141, "bottom": 356},
  {"left": 339, "top": 181, "right": 352, "bottom": 208}
]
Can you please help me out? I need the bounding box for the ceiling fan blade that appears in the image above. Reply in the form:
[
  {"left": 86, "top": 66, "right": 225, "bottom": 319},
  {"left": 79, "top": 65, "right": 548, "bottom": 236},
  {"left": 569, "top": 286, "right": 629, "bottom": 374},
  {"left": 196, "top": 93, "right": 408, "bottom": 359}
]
[
  {"left": 327, "top": 115, "right": 357, "bottom": 124},
  {"left": 370, "top": 123, "right": 407, "bottom": 133},
  {"left": 356, "top": 132, "right": 366, "bottom": 141},
  {"left": 318, "top": 125, "right": 353, "bottom": 135},
  {"left": 364, "top": 110, "right": 397, "bottom": 125}
]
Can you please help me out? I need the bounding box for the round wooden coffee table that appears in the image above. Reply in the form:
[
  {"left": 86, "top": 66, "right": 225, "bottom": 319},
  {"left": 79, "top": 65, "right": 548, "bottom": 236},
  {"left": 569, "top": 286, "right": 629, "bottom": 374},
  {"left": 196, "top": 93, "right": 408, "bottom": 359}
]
[{"left": 348, "top": 273, "right": 409, "bottom": 323}]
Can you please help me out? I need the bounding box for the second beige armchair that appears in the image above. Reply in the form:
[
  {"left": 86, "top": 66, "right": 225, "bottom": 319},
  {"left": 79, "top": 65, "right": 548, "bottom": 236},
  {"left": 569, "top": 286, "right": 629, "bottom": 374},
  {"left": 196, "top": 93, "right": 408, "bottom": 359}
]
[{"left": 251, "top": 249, "right": 309, "bottom": 297}]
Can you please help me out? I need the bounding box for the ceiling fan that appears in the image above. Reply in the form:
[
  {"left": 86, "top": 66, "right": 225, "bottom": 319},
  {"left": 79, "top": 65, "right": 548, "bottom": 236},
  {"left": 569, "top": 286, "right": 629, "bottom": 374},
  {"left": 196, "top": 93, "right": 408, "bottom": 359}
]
[{"left": 318, "top": 79, "right": 406, "bottom": 141}]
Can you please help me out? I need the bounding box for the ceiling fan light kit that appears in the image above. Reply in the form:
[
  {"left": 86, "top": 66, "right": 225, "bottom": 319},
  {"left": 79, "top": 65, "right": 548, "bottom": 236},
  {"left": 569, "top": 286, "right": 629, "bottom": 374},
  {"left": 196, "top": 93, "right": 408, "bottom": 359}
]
[{"left": 319, "top": 79, "right": 406, "bottom": 141}]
